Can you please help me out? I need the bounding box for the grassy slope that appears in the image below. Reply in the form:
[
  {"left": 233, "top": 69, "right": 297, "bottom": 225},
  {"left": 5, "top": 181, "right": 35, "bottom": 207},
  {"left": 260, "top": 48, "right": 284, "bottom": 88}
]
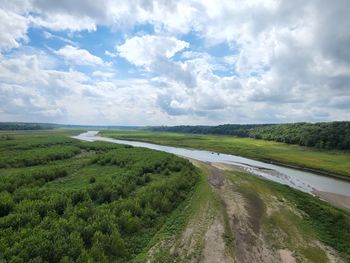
[
  {"left": 101, "top": 130, "right": 350, "bottom": 178},
  {"left": 135, "top": 163, "right": 234, "bottom": 263},
  {"left": 224, "top": 169, "right": 350, "bottom": 262},
  {"left": 144, "top": 163, "right": 350, "bottom": 262},
  {"left": 132, "top": 166, "right": 216, "bottom": 262}
]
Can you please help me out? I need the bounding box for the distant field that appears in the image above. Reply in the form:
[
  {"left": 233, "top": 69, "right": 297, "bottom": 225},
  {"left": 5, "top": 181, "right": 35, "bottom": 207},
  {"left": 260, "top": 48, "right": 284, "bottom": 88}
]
[
  {"left": 0, "top": 130, "right": 198, "bottom": 262},
  {"left": 101, "top": 130, "right": 350, "bottom": 178}
]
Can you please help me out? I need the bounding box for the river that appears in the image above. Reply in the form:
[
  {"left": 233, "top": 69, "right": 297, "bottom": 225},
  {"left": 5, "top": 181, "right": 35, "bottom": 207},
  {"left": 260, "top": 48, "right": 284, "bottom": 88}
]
[{"left": 74, "top": 131, "right": 350, "bottom": 198}]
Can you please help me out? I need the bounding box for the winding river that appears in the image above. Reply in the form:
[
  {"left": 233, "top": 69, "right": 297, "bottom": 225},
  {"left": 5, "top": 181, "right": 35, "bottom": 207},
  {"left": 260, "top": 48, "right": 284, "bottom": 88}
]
[{"left": 74, "top": 131, "right": 350, "bottom": 198}]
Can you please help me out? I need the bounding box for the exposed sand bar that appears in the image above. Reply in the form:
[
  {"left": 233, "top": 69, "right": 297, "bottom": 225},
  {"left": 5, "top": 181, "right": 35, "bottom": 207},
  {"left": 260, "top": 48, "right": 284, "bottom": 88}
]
[
  {"left": 212, "top": 161, "right": 350, "bottom": 210},
  {"left": 313, "top": 190, "right": 350, "bottom": 210}
]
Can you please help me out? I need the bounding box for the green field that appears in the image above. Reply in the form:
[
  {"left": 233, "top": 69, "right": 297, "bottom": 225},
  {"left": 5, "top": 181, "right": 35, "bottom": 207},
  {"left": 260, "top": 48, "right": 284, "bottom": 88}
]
[
  {"left": 101, "top": 130, "right": 350, "bottom": 178},
  {"left": 0, "top": 130, "right": 198, "bottom": 262},
  {"left": 0, "top": 129, "right": 349, "bottom": 262}
]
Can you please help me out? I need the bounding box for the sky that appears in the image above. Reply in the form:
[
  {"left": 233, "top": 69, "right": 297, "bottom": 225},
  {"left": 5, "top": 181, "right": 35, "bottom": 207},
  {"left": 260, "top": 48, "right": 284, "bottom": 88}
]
[{"left": 0, "top": 0, "right": 349, "bottom": 125}]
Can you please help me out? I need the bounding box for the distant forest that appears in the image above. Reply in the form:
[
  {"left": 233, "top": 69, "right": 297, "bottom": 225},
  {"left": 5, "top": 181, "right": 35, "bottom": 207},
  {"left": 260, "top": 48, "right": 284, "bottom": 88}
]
[
  {"left": 0, "top": 123, "right": 141, "bottom": 131},
  {"left": 149, "top": 122, "right": 350, "bottom": 150},
  {"left": 0, "top": 123, "right": 57, "bottom": 130}
]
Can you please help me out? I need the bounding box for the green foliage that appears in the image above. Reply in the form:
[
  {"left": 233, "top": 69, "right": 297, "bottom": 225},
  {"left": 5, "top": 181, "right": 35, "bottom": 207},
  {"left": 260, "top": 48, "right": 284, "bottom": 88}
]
[
  {"left": 0, "top": 192, "right": 14, "bottom": 217},
  {"left": 0, "top": 146, "right": 81, "bottom": 168},
  {"left": 249, "top": 122, "right": 350, "bottom": 150},
  {"left": 0, "top": 122, "right": 58, "bottom": 130},
  {"left": 0, "top": 131, "right": 198, "bottom": 262},
  {"left": 89, "top": 177, "right": 96, "bottom": 184}
]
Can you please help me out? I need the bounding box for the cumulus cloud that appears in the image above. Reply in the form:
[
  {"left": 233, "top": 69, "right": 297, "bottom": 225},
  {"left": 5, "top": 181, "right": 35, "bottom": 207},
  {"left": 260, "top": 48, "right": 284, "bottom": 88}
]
[
  {"left": 117, "top": 35, "right": 189, "bottom": 67},
  {"left": 92, "top": 70, "right": 116, "bottom": 79},
  {"left": 0, "top": 0, "right": 349, "bottom": 124},
  {"left": 0, "top": 51, "right": 170, "bottom": 125},
  {"left": 30, "top": 14, "right": 97, "bottom": 32},
  {"left": 55, "top": 45, "right": 105, "bottom": 66},
  {"left": 0, "top": 9, "right": 28, "bottom": 50}
]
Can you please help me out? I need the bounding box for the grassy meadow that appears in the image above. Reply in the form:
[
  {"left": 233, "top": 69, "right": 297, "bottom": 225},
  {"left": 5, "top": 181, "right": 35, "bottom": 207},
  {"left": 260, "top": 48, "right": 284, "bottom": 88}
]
[{"left": 101, "top": 130, "right": 350, "bottom": 178}]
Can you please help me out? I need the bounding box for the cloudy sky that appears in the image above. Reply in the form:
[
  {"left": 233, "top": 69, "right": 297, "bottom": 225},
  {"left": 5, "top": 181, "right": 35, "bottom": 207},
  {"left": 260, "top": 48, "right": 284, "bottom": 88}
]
[{"left": 0, "top": 0, "right": 349, "bottom": 125}]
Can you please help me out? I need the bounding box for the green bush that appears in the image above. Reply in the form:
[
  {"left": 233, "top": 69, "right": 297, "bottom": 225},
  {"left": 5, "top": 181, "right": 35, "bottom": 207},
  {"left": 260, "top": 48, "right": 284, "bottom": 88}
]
[{"left": 0, "top": 131, "right": 198, "bottom": 262}]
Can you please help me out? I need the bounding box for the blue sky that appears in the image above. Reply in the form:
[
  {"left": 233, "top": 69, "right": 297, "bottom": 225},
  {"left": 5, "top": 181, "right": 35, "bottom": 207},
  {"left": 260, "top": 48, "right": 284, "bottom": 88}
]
[{"left": 0, "top": 0, "right": 349, "bottom": 125}]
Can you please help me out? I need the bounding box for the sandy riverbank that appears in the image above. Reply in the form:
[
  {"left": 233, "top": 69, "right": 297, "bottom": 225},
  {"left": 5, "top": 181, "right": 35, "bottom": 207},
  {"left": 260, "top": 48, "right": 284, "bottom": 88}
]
[{"left": 210, "top": 161, "right": 350, "bottom": 211}]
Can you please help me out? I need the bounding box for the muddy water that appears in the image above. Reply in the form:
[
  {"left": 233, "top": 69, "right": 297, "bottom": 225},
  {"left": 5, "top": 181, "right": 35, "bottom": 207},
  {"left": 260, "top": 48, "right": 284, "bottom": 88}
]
[{"left": 73, "top": 131, "right": 350, "bottom": 197}]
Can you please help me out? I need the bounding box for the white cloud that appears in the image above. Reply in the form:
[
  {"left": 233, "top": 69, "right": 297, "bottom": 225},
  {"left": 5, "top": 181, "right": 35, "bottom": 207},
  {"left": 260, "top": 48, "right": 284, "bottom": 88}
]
[
  {"left": 105, "top": 50, "right": 117, "bottom": 58},
  {"left": 0, "top": 9, "right": 28, "bottom": 50},
  {"left": 55, "top": 45, "right": 105, "bottom": 66},
  {"left": 1, "top": 0, "right": 350, "bottom": 124},
  {"left": 30, "top": 14, "right": 97, "bottom": 32},
  {"left": 43, "top": 31, "right": 76, "bottom": 45},
  {"left": 0, "top": 51, "right": 168, "bottom": 125},
  {"left": 92, "top": 70, "right": 116, "bottom": 79},
  {"left": 117, "top": 35, "right": 189, "bottom": 67}
]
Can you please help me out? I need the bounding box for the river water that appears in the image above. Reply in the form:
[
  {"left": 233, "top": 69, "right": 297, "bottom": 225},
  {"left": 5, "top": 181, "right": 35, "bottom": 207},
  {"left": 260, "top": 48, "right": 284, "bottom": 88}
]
[{"left": 74, "top": 131, "right": 350, "bottom": 197}]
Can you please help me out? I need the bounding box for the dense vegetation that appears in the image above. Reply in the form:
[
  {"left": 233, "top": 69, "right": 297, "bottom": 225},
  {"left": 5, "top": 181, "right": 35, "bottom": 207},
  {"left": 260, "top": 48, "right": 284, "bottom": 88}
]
[
  {"left": 0, "top": 131, "right": 198, "bottom": 262},
  {"left": 0, "top": 122, "right": 58, "bottom": 130},
  {"left": 149, "top": 121, "right": 350, "bottom": 150},
  {"left": 0, "top": 122, "right": 142, "bottom": 131},
  {"left": 149, "top": 124, "right": 260, "bottom": 137},
  {"left": 249, "top": 122, "right": 350, "bottom": 150}
]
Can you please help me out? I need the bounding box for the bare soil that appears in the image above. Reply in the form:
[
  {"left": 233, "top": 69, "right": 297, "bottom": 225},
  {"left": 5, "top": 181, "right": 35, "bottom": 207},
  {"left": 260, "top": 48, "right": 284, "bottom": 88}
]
[
  {"left": 202, "top": 218, "right": 233, "bottom": 263},
  {"left": 147, "top": 159, "right": 345, "bottom": 263},
  {"left": 207, "top": 163, "right": 225, "bottom": 188},
  {"left": 314, "top": 190, "right": 350, "bottom": 210}
]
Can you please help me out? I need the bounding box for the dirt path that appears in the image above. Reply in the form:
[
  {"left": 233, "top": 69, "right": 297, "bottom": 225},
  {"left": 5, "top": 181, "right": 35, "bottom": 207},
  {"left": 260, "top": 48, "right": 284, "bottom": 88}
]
[
  {"left": 207, "top": 163, "right": 225, "bottom": 188},
  {"left": 202, "top": 217, "right": 233, "bottom": 263},
  {"left": 211, "top": 166, "right": 281, "bottom": 263},
  {"left": 189, "top": 162, "right": 277, "bottom": 262}
]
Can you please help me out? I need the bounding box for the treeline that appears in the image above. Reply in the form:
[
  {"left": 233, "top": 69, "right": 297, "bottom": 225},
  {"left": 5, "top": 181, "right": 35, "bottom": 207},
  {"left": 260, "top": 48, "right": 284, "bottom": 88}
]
[
  {"left": 0, "top": 122, "right": 143, "bottom": 131},
  {"left": 0, "top": 122, "right": 59, "bottom": 130},
  {"left": 149, "top": 124, "right": 269, "bottom": 137},
  {"left": 0, "top": 132, "right": 198, "bottom": 262},
  {"left": 249, "top": 122, "right": 350, "bottom": 150},
  {"left": 149, "top": 121, "right": 350, "bottom": 150}
]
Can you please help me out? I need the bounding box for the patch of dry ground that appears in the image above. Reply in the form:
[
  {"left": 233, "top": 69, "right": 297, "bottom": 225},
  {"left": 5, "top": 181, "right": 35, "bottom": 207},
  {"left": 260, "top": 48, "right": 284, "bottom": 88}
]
[
  {"left": 216, "top": 167, "right": 281, "bottom": 263},
  {"left": 146, "top": 160, "right": 345, "bottom": 263},
  {"left": 278, "top": 249, "right": 296, "bottom": 263},
  {"left": 314, "top": 190, "right": 350, "bottom": 211},
  {"left": 202, "top": 217, "right": 233, "bottom": 263},
  {"left": 166, "top": 162, "right": 234, "bottom": 263}
]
